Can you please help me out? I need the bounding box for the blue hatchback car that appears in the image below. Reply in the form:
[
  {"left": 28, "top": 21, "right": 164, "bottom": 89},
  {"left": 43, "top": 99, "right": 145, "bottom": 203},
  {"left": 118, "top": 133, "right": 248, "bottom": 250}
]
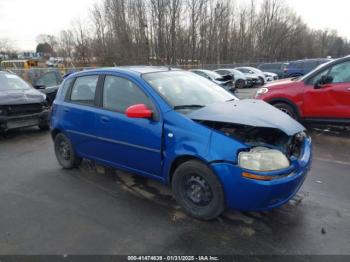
[{"left": 51, "top": 67, "right": 312, "bottom": 220}]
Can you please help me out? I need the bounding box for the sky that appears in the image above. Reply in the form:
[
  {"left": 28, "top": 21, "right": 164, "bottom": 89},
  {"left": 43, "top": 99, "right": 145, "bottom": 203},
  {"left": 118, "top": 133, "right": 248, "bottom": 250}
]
[
  {"left": 1, "top": 0, "right": 350, "bottom": 51},
  {"left": 0, "top": 0, "right": 101, "bottom": 50}
]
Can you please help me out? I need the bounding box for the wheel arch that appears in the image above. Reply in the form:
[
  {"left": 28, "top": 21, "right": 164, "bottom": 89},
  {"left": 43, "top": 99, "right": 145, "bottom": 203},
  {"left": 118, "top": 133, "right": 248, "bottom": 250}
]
[
  {"left": 51, "top": 128, "right": 62, "bottom": 140},
  {"left": 167, "top": 155, "right": 210, "bottom": 184},
  {"left": 267, "top": 98, "right": 302, "bottom": 119}
]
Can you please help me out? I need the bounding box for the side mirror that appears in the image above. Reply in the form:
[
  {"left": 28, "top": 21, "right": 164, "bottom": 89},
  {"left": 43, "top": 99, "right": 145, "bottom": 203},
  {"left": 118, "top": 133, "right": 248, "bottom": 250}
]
[
  {"left": 315, "top": 75, "right": 333, "bottom": 89},
  {"left": 125, "top": 104, "right": 153, "bottom": 119}
]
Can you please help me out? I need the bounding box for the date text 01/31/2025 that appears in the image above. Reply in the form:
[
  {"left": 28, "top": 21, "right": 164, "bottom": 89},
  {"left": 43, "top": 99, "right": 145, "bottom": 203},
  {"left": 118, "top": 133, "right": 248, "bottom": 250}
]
[{"left": 127, "top": 256, "right": 220, "bottom": 261}]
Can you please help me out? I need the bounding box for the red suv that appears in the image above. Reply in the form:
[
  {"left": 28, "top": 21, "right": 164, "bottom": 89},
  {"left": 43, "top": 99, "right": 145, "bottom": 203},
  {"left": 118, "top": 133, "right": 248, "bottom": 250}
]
[{"left": 256, "top": 56, "right": 350, "bottom": 125}]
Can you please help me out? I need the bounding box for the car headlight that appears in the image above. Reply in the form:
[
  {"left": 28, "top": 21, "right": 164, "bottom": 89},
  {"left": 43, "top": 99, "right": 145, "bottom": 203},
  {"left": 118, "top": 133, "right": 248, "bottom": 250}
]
[
  {"left": 256, "top": 87, "right": 269, "bottom": 95},
  {"left": 239, "top": 147, "right": 290, "bottom": 172}
]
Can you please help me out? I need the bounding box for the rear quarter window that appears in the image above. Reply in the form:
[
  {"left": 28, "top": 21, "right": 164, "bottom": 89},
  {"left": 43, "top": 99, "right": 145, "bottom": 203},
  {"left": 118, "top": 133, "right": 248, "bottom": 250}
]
[
  {"left": 60, "top": 78, "right": 75, "bottom": 100},
  {"left": 70, "top": 75, "right": 99, "bottom": 106}
]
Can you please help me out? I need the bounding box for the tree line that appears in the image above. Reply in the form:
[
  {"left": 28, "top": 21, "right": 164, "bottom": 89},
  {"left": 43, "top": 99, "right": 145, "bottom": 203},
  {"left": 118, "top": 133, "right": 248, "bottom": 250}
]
[{"left": 38, "top": 0, "right": 350, "bottom": 66}]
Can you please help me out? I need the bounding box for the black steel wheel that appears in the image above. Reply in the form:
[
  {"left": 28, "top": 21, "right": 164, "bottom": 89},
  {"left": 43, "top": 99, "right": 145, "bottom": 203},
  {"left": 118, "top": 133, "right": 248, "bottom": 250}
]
[
  {"left": 54, "top": 133, "right": 82, "bottom": 169},
  {"left": 172, "top": 160, "right": 225, "bottom": 220}
]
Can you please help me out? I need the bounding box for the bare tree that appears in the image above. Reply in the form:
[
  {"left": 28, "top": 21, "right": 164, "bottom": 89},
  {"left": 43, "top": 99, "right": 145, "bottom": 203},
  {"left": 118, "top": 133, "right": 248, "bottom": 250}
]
[
  {"left": 0, "top": 38, "right": 15, "bottom": 54},
  {"left": 48, "top": 0, "right": 350, "bottom": 67}
]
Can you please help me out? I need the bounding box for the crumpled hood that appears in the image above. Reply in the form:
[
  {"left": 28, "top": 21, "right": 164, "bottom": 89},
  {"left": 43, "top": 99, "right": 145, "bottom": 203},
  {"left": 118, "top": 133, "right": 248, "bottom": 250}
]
[
  {"left": 188, "top": 99, "right": 305, "bottom": 136},
  {"left": 39, "top": 85, "right": 59, "bottom": 95},
  {"left": 0, "top": 88, "right": 46, "bottom": 105}
]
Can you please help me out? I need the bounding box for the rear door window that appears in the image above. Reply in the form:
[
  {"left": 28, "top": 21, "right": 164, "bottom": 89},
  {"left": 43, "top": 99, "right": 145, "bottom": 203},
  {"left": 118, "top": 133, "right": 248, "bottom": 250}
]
[{"left": 70, "top": 75, "right": 98, "bottom": 106}]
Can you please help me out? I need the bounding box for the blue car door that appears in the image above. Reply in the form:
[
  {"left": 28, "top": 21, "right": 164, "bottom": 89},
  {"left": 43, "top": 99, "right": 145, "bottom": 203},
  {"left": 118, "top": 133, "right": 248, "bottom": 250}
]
[
  {"left": 94, "top": 74, "right": 163, "bottom": 178},
  {"left": 61, "top": 74, "right": 101, "bottom": 158}
]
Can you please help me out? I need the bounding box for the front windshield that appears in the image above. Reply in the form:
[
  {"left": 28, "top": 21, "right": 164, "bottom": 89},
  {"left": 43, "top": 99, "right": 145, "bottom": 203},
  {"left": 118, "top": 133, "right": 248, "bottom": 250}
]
[
  {"left": 248, "top": 67, "right": 263, "bottom": 74},
  {"left": 236, "top": 68, "right": 252, "bottom": 74},
  {"left": 0, "top": 72, "right": 32, "bottom": 91},
  {"left": 232, "top": 69, "right": 245, "bottom": 78},
  {"left": 202, "top": 70, "right": 222, "bottom": 79},
  {"left": 143, "top": 71, "right": 237, "bottom": 109}
]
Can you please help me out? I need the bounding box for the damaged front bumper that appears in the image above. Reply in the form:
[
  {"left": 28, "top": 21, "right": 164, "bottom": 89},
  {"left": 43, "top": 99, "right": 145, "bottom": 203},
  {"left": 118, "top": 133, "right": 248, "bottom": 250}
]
[
  {"left": 0, "top": 110, "right": 50, "bottom": 131},
  {"left": 211, "top": 137, "right": 312, "bottom": 211}
]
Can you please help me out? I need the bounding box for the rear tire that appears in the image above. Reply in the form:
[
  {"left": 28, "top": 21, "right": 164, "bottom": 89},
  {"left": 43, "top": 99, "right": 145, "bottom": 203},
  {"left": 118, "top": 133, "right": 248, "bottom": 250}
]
[
  {"left": 273, "top": 102, "right": 298, "bottom": 120},
  {"left": 172, "top": 160, "right": 225, "bottom": 220},
  {"left": 54, "top": 133, "right": 82, "bottom": 169}
]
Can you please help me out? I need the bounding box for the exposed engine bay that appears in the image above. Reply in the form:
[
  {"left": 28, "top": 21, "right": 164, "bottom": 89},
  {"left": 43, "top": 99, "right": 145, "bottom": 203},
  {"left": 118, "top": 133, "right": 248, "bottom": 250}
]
[{"left": 198, "top": 121, "right": 306, "bottom": 160}]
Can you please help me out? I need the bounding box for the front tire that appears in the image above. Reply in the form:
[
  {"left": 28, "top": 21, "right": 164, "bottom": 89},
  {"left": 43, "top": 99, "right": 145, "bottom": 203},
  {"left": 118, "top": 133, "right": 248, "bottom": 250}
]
[
  {"left": 235, "top": 79, "right": 245, "bottom": 89},
  {"left": 54, "top": 133, "right": 82, "bottom": 169},
  {"left": 259, "top": 77, "right": 265, "bottom": 86},
  {"left": 273, "top": 102, "right": 298, "bottom": 120},
  {"left": 172, "top": 160, "right": 225, "bottom": 220}
]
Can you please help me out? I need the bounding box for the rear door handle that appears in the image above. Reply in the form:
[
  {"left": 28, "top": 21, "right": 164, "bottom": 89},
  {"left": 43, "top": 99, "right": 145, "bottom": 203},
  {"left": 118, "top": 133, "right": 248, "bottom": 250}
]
[
  {"left": 101, "top": 116, "right": 111, "bottom": 123},
  {"left": 64, "top": 108, "right": 70, "bottom": 113}
]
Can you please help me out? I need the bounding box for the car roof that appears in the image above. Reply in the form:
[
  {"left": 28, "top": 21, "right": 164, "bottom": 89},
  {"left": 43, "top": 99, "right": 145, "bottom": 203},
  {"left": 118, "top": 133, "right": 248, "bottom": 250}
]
[
  {"left": 191, "top": 69, "right": 211, "bottom": 73},
  {"left": 70, "top": 66, "right": 183, "bottom": 77},
  {"left": 216, "top": 68, "right": 241, "bottom": 73},
  {"left": 291, "top": 58, "right": 330, "bottom": 64},
  {"left": 118, "top": 66, "right": 182, "bottom": 74}
]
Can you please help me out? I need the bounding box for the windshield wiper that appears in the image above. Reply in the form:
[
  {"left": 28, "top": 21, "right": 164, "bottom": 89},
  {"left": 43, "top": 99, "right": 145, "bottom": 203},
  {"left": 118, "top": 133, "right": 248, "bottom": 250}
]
[{"left": 174, "top": 104, "right": 205, "bottom": 110}]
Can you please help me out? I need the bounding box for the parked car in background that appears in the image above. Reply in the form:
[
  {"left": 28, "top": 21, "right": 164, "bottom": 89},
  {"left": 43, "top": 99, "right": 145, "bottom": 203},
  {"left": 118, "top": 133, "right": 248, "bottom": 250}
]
[
  {"left": 51, "top": 66, "right": 312, "bottom": 220},
  {"left": 258, "top": 62, "right": 289, "bottom": 79},
  {"left": 46, "top": 57, "right": 64, "bottom": 68},
  {"left": 215, "top": 68, "right": 251, "bottom": 89},
  {"left": 190, "top": 69, "right": 235, "bottom": 93},
  {"left": 283, "top": 58, "right": 331, "bottom": 78},
  {"left": 235, "top": 67, "right": 267, "bottom": 85},
  {"left": 27, "top": 69, "right": 63, "bottom": 105},
  {"left": 264, "top": 72, "right": 279, "bottom": 82},
  {"left": 0, "top": 71, "right": 50, "bottom": 131},
  {"left": 256, "top": 56, "right": 350, "bottom": 124}
]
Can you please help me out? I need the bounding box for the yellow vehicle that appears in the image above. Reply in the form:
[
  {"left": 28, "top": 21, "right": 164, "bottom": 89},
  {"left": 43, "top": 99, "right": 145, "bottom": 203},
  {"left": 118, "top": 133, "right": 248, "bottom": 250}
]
[{"left": 0, "top": 59, "right": 38, "bottom": 70}]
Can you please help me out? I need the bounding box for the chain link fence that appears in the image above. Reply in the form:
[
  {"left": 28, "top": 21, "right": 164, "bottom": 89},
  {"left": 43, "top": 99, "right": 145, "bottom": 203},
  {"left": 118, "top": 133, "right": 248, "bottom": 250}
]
[{"left": 4, "top": 63, "right": 268, "bottom": 86}]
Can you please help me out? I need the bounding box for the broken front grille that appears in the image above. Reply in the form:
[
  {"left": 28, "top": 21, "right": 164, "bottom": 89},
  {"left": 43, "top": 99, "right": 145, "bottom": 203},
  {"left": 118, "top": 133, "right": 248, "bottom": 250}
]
[{"left": 1, "top": 104, "right": 44, "bottom": 117}]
